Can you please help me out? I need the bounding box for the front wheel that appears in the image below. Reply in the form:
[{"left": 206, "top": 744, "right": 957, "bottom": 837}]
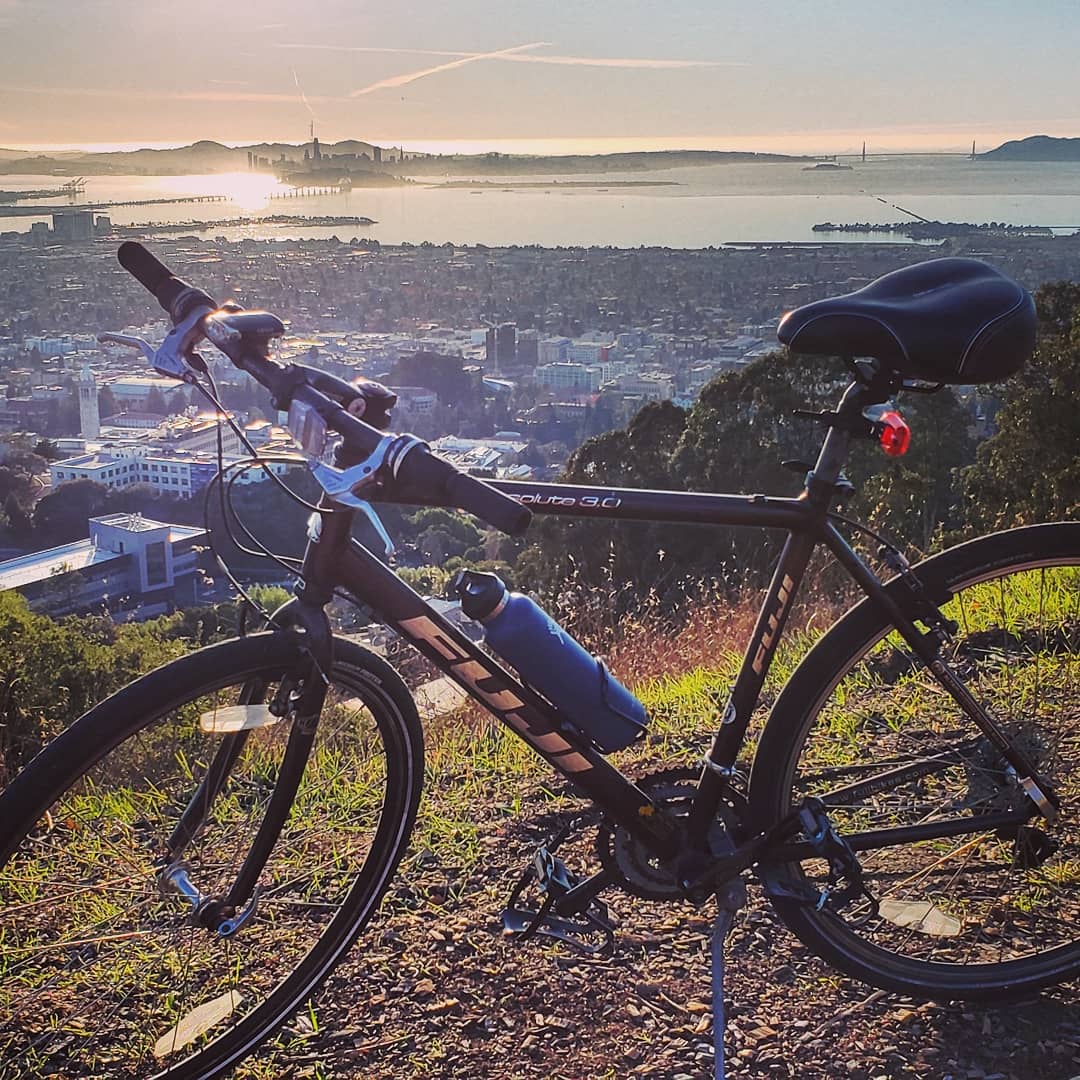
[
  {"left": 0, "top": 632, "right": 424, "bottom": 1078},
  {"left": 750, "top": 523, "right": 1080, "bottom": 1000}
]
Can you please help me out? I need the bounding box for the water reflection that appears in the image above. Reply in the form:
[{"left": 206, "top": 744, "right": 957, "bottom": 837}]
[{"left": 167, "top": 171, "right": 284, "bottom": 211}]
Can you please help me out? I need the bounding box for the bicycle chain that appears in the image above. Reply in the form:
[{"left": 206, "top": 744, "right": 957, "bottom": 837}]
[{"left": 595, "top": 767, "right": 746, "bottom": 900}]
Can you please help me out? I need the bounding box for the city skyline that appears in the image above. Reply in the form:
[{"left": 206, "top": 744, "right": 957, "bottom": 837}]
[{"left": 1, "top": 0, "right": 1078, "bottom": 154}]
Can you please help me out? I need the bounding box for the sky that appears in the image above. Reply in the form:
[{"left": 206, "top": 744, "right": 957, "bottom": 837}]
[{"left": 0, "top": 0, "right": 1077, "bottom": 154}]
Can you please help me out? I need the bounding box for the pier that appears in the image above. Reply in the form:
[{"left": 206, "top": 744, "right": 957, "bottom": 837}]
[
  {"left": 0, "top": 194, "right": 228, "bottom": 218},
  {"left": 270, "top": 185, "right": 349, "bottom": 199},
  {"left": 0, "top": 178, "right": 87, "bottom": 204}
]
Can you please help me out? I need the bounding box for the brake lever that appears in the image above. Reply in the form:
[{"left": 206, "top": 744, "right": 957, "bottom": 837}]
[
  {"left": 153, "top": 306, "right": 211, "bottom": 380},
  {"left": 97, "top": 332, "right": 156, "bottom": 364},
  {"left": 307, "top": 433, "right": 425, "bottom": 504}
]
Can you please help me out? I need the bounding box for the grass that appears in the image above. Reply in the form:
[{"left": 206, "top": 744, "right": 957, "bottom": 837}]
[{"left": 1, "top": 559, "right": 1076, "bottom": 1077}]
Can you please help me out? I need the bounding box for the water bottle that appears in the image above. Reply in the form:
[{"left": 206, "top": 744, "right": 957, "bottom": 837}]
[{"left": 452, "top": 570, "right": 648, "bottom": 753}]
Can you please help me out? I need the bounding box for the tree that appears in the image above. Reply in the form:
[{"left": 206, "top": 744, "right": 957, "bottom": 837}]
[
  {"left": 517, "top": 351, "right": 982, "bottom": 605},
  {"left": 98, "top": 385, "right": 118, "bottom": 419},
  {"left": 0, "top": 592, "right": 190, "bottom": 782},
  {"left": 145, "top": 387, "right": 169, "bottom": 415},
  {"left": 0, "top": 466, "right": 37, "bottom": 507},
  {"left": 962, "top": 281, "right": 1080, "bottom": 527},
  {"left": 4, "top": 492, "right": 33, "bottom": 545},
  {"left": 387, "top": 351, "right": 469, "bottom": 406},
  {"left": 33, "top": 479, "right": 113, "bottom": 545}
]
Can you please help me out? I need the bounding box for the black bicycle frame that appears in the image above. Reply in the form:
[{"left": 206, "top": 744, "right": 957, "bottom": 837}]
[{"left": 295, "top": 471, "right": 1044, "bottom": 881}]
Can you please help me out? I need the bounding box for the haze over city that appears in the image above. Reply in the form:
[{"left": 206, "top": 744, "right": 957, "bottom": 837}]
[{"left": 2, "top": 0, "right": 1078, "bottom": 153}]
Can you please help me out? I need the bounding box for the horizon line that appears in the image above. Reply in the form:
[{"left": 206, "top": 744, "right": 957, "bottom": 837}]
[{"left": 2, "top": 133, "right": 1056, "bottom": 157}]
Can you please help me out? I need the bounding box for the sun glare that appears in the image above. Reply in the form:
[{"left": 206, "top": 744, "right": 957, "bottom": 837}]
[{"left": 169, "top": 172, "right": 284, "bottom": 211}]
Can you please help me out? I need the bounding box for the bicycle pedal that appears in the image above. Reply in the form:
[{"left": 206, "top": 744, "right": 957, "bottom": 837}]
[
  {"left": 501, "top": 837, "right": 616, "bottom": 955},
  {"left": 533, "top": 846, "right": 578, "bottom": 896},
  {"left": 501, "top": 903, "right": 615, "bottom": 955}
]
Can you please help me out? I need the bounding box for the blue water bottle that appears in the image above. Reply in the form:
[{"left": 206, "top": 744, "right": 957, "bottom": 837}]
[{"left": 453, "top": 570, "right": 648, "bottom": 753}]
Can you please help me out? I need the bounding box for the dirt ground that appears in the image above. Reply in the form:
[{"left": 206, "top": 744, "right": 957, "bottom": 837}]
[{"left": 254, "top": 781, "right": 1080, "bottom": 1080}]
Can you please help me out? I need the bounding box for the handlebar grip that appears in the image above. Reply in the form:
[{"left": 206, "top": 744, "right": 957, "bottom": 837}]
[
  {"left": 117, "top": 241, "right": 212, "bottom": 320},
  {"left": 444, "top": 469, "right": 532, "bottom": 536},
  {"left": 395, "top": 447, "right": 532, "bottom": 536}
]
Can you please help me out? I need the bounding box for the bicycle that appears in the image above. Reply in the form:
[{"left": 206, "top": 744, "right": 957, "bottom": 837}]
[{"left": 0, "top": 243, "right": 1076, "bottom": 1079}]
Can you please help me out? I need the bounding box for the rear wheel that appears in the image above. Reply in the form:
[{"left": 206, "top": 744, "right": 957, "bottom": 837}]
[
  {"left": 751, "top": 523, "right": 1080, "bottom": 999},
  {"left": 0, "top": 632, "right": 424, "bottom": 1078}
]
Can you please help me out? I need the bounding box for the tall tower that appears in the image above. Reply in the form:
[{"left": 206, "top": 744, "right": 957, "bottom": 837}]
[{"left": 79, "top": 363, "right": 100, "bottom": 440}]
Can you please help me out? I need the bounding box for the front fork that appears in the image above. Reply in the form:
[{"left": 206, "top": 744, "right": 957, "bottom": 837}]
[{"left": 159, "top": 598, "right": 334, "bottom": 935}]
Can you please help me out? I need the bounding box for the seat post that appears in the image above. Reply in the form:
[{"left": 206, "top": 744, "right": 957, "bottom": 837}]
[
  {"left": 805, "top": 368, "right": 895, "bottom": 503},
  {"left": 805, "top": 378, "right": 865, "bottom": 497}
]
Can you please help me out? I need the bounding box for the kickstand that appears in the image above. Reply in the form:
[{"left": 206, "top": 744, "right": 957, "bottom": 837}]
[{"left": 711, "top": 878, "right": 747, "bottom": 1080}]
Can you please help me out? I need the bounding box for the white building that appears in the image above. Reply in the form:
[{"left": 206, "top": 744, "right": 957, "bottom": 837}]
[
  {"left": 104, "top": 376, "right": 187, "bottom": 412},
  {"left": 537, "top": 337, "right": 572, "bottom": 365},
  {"left": 602, "top": 371, "right": 675, "bottom": 401},
  {"left": 535, "top": 362, "right": 602, "bottom": 392},
  {"left": 50, "top": 448, "right": 290, "bottom": 499},
  {"left": 0, "top": 513, "right": 207, "bottom": 618}
]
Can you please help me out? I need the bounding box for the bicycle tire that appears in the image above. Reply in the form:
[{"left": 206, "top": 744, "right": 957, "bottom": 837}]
[
  {"left": 0, "top": 631, "right": 424, "bottom": 1079},
  {"left": 750, "top": 522, "right": 1080, "bottom": 1000}
]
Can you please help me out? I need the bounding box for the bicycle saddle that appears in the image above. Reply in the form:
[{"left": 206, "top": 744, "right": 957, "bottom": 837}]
[{"left": 777, "top": 257, "right": 1036, "bottom": 384}]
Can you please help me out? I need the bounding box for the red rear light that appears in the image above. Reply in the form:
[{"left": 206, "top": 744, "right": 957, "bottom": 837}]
[{"left": 878, "top": 410, "right": 911, "bottom": 457}]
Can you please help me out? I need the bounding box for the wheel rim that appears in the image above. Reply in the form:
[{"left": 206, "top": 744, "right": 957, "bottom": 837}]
[
  {"left": 776, "top": 557, "right": 1080, "bottom": 984},
  {"left": 0, "top": 653, "right": 411, "bottom": 1078}
]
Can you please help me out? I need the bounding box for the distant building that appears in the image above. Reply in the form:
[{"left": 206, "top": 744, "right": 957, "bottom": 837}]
[
  {"left": 78, "top": 364, "right": 100, "bottom": 440},
  {"left": 388, "top": 386, "right": 438, "bottom": 421},
  {"left": 517, "top": 328, "right": 539, "bottom": 367},
  {"left": 0, "top": 513, "right": 207, "bottom": 618},
  {"left": 50, "top": 447, "right": 288, "bottom": 498},
  {"left": 101, "top": 411, "right": 167, "bottom": 431},
  {"left": 429, "top": 435, "right": 529, "bottom": 477},
  {"left": 497, "top": 323, "right": 517, "bottom": 370},
  {"left": 50, "top": 209, "right": 94, "bottom": 244},
  {"left": 601, "top": 371, "right": 675, "bottom": 402},
  {"left": 567, "top": 340, "right": 612, "bottom": 365},
  {"left": 104, "top": 376, "right": 187, "bottom": 413},
  {"left": 0, "top": 387, "right": 66, "bottom": 434},
  {"left": 538, "top": 337, "right": 571, "bottom": 365},
  {"left": 535, "top": 362, "right": 602, "bottom": 392}
]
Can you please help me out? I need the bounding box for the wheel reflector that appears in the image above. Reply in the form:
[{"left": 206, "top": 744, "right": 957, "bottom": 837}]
[
  {"left": 153, "top": 991, "right": 243, "bottom": 1057},
  {"left": 878, "top": 898, "right": 961, "bottom": 937},
  {"left": 199, "top": 705, "right": 281, "bottom": 733}
]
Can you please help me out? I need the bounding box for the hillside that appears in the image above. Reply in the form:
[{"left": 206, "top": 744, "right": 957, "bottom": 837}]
[
  {"left": 981, "top": 134, "right": 1080, "bottom": 161},
  {"left": 0, "top": 141, "right": 810, "bottom": 176},
  {"left": 2, "top": 594, "right": 1078, "bottom": 1078}
]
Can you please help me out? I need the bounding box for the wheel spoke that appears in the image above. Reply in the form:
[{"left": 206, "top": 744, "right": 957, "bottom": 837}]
[
  {"left": 758, "top": 535, "right": 1080, "bottom": 995},
  {"left": 0, "top": 637, "right": 420, "bottom": 1078}
]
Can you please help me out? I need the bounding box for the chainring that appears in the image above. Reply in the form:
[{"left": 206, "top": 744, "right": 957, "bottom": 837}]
[{"left": 596, "top": 767, "right": 746, "bottom": 900}]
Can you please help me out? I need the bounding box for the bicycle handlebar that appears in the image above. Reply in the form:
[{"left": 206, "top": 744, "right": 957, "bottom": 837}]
[
  {"left": 118, "top": 241, "right": 216, "bottom": 321},
  {"left": 116, "top": 242, "right": 532, "bottom": 536}
]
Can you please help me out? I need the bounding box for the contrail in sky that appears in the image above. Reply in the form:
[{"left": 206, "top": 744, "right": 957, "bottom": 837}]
[
  {"left": 349, "top": 41, "right": 549, "bottom": 97},
  {"left": 279, "top": 42, "right": 740, "bottom": 69},
  {"left": 292, "top": 66, "right": 317, "bottom": 120},
  {"left": 506, "top": 54, "right": 738, "bottom": 68}
]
